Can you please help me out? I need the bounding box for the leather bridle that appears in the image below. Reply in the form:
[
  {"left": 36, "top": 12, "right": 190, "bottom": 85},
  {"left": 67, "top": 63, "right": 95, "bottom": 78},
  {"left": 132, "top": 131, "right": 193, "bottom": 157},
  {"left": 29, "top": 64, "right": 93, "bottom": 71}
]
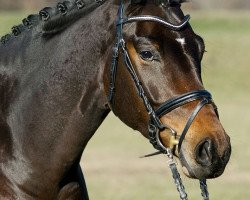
[{"left": 108, "top": 0, "right": 218, "bottom": 156}]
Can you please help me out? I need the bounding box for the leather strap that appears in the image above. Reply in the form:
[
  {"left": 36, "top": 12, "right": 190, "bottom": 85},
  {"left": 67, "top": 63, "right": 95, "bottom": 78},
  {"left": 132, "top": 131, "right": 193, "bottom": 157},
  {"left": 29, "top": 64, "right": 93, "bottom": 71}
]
[
  {"left": 156, "top": 90, "right": 212, "bottom": 117},
  {"left": 119, "top": 15, "right": 190, "bottom": 31},
  {"left": 149, "top": 90, "right": 215, "bottom": 154},
  {"left": 178, "top": 98, "right": 210, "bottom": 152}
]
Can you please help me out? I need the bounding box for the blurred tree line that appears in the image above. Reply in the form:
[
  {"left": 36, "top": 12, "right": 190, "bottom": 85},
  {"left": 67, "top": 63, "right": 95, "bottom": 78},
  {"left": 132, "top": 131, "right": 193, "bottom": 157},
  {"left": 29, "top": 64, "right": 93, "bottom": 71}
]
[
  {"left": 0, "top": 0, "right": 249, "bottom": 10},
  {"left": 0, "top": 0, "right": 53, "bottom": 10}
]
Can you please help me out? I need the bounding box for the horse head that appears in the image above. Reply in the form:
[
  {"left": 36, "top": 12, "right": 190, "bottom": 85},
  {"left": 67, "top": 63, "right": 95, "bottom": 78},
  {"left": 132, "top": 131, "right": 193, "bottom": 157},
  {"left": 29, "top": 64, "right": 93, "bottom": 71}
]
[{"left": 104, "top": 0, "right": 231, "bottom": 180}]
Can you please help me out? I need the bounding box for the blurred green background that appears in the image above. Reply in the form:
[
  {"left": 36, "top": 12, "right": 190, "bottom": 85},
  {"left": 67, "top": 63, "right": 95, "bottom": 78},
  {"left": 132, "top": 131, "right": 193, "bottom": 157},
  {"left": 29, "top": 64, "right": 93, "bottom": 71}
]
[{"left": 1, "top": 1, "right": 250, "bottom": 200}]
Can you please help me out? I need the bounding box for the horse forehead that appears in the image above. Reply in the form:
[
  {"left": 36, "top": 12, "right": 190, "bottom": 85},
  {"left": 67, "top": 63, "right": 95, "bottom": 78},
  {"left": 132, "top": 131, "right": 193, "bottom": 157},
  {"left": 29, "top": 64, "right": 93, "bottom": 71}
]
[
  {"left": 176, "top": 37, "right": 186, "bottom": 45},
  {"left": 140, "top": 4, "right": 184, "bottom": 20},
  {"left": 140, "top": 4, "right": 165, "bottom": 15}
]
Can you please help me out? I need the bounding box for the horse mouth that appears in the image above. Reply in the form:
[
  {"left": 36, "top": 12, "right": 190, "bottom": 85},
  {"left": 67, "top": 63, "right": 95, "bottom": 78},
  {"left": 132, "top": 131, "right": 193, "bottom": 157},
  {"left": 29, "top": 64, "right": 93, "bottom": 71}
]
[
  {"left": 181, "top": 165, "right": 193, "bottom": 178},
  {"left": 178, "top": 151, "right": 197, "bottom": 178}
]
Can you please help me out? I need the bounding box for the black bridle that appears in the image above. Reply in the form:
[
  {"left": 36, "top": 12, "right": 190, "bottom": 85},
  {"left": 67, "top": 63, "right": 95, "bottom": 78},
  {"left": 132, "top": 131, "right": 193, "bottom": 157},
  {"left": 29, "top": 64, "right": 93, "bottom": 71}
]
[
  {"left": 108, "top": 1, "right": 214, "bottom": 199},
  {"left": 108, "top": 1, "right": 218, "bottom": 155}
]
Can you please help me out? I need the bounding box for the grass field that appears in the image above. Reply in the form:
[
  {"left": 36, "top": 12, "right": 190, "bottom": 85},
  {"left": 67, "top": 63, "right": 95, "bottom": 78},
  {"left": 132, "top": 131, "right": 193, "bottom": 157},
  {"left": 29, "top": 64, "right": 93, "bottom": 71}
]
[{"left": 1, "top": 9, "right": 250, "bottom": 200}]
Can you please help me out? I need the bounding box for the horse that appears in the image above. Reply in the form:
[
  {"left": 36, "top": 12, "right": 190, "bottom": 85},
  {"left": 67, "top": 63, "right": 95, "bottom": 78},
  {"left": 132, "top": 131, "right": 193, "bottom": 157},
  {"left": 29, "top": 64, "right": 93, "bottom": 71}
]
[{"left": 0, "top": 0, "right": 231, "bottom": 199}]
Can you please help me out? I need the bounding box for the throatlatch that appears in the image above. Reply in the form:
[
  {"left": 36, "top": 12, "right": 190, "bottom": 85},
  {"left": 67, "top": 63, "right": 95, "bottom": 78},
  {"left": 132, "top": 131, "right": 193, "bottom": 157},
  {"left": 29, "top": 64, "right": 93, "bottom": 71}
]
[{"left": 108, "top": 1, "right": 217, "bottom": 199}]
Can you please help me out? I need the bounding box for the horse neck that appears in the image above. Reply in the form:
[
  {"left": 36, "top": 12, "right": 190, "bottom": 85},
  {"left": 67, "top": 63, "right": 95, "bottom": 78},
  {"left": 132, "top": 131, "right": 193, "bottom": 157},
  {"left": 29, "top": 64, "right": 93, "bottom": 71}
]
[{"left": 1, "top": 1, "right": 119, "bottom": 189}]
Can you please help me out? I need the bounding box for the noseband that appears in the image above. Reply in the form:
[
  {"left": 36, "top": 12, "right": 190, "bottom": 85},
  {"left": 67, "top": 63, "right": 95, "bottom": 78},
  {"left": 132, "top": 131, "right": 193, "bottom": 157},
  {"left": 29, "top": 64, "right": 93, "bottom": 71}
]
[{"left": 108, "top": 1, "right": 216, "bottom": 199}]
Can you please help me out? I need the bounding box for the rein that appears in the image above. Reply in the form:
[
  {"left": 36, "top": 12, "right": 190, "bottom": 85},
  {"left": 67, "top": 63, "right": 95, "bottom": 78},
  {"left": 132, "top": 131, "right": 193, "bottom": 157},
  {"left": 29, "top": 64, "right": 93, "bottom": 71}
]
[{"left": 108, "top": 1, "right": 216, "bottom": 199}]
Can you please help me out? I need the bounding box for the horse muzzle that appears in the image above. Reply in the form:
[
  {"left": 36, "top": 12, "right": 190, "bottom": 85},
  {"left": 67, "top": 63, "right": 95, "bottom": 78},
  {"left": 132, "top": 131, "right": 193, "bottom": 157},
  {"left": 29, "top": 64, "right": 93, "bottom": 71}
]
[
  {"left": 179, "top": 131, "right": 231, "bottom": 179},
  {"left": 147, "top": 89, "right": 231, "bottom": 180}
]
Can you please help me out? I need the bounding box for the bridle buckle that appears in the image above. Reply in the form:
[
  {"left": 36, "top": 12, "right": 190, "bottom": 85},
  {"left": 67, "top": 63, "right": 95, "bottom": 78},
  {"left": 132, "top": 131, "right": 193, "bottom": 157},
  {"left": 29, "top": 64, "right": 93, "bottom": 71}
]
[{"left": 170, "top": 134, "right": 179, "bottom": 150}]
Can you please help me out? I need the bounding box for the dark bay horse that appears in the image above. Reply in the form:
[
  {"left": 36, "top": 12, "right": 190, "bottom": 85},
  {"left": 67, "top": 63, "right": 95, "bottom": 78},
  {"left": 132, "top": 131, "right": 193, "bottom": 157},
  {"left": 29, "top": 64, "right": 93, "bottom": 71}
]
[{"left": 0, "top": 0, "right": 231, "bottom": 199}]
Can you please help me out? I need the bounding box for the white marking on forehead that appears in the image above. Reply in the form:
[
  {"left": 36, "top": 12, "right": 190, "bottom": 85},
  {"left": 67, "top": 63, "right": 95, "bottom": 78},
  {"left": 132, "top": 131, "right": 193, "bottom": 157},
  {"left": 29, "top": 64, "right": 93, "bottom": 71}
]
[{"left": 176, "top": 38, "right": 186, "bottom": 45}]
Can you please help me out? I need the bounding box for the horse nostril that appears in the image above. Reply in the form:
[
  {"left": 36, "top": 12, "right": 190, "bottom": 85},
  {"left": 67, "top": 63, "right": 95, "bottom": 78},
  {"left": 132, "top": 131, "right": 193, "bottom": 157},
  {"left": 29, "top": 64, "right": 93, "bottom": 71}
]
[{"left": 195, "top": 139, "right": 213, "bottom": 166}]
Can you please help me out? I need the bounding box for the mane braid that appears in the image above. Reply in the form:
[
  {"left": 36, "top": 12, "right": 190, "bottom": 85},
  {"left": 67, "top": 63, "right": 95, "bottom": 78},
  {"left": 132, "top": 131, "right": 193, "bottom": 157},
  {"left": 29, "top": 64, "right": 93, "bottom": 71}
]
[
  {"left": 0, "top": 0, "right": 105, "bottom": 45},
  {"left": 41, "top": 0, "right": 105, "bottom": 34}
]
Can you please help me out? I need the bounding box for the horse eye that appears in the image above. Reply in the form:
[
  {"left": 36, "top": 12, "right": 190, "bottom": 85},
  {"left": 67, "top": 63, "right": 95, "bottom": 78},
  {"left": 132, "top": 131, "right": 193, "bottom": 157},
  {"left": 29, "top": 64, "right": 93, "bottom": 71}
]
[{"left": 140, "top": 51, "right": 154, "bottom": 61}]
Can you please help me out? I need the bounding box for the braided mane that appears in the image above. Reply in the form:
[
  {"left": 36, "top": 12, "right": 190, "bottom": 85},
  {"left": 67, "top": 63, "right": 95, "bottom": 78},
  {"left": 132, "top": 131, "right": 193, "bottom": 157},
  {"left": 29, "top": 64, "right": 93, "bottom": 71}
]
[{"left": 0, "top": 0, "right": 104, "bottom": 44}]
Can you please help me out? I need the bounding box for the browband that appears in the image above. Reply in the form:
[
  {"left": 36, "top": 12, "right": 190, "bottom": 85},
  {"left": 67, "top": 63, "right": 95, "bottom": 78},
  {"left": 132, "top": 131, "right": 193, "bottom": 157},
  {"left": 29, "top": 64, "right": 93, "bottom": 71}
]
[{"left": 118, "top": 15, "right": 190, "bottom": 31}]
